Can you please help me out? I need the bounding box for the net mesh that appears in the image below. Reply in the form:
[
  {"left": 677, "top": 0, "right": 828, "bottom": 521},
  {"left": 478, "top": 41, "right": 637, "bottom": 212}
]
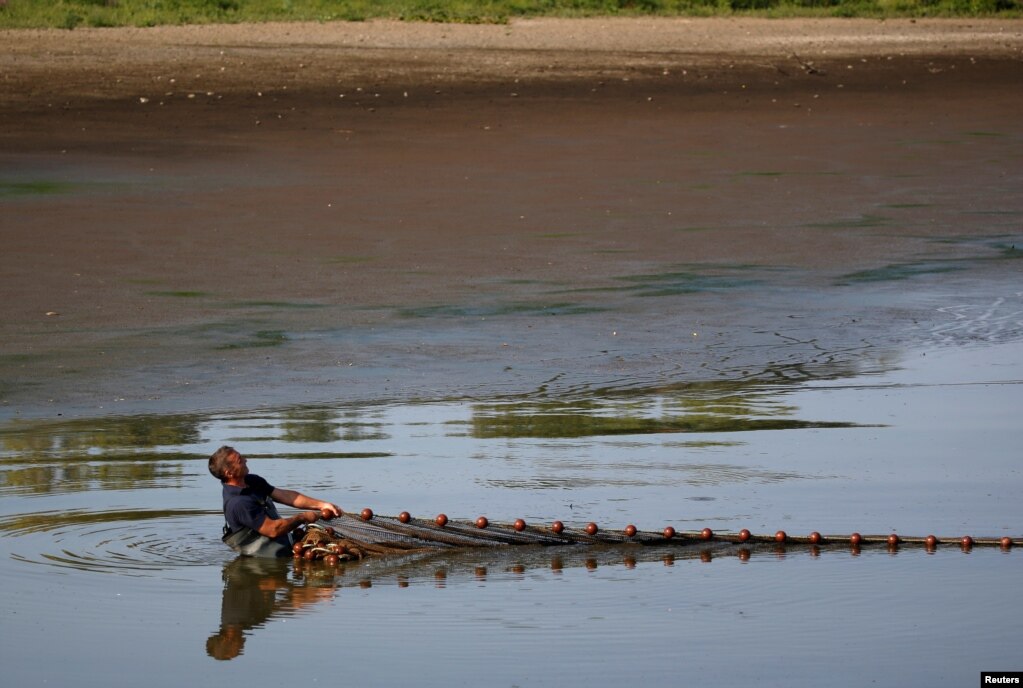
[
  {"left": 294, "top": 513, "right": 1017, "bottom": 562},
  {"left": 298, "top": 513, "right": 674, "bottom": 560}
]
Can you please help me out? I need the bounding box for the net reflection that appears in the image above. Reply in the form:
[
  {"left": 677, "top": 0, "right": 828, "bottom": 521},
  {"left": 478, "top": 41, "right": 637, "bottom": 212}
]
[{"left": 207, "top": 541, "right": 868, "bottom": 660}]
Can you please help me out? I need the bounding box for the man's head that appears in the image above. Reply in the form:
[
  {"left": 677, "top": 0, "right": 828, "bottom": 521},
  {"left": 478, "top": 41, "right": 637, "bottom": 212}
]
[
  {"left": 209, "top": 445, "right": 247, "bottom": 483},
  {"left": 206, "top": 625, "right": 245, "bottom": 660}
]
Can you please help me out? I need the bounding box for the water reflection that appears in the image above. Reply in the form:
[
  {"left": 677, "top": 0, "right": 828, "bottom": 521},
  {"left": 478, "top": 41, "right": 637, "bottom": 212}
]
[
  {"left": 207, "top": 557, "right": 336, "bottom": 660},
  {"left": 468, "top": 404, "right": 860, "bottom": 439},
  {"left": 468, "top": 369, "right": 877, "bottom": 439},
  {"left": 1, "top": 461, "right": 185, "bottom": 496},
  {"left": 1, "top": 362, "right": 876, "bottom": 467},
  {"left": 483, "top": 459, "right": 815, "bottom": 490},
  {"left": 0, "top": 366, "right": 879, "bottom": 506},
  {"left": 207, "top": 545, "right": 735, "bottom": 660},
  {"left": 207, "top": 540, "right": 966, "bottom": 660},
  {"left": 278, "top": 408, "right": 388, "bottom": 443},
  {"left": 0, "top": 414, "right": 200, "bottom": 456}
]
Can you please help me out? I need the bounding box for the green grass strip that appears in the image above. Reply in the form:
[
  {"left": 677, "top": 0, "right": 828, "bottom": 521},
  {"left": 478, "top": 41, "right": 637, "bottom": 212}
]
[{"left": 0, "top": 0, "right": 1019, "bottom": 30}]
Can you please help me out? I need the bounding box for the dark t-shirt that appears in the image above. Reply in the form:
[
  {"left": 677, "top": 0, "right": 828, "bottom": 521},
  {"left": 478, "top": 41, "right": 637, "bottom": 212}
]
[{"left": 222, "top": 474, "right": 289, "bottom": 548}]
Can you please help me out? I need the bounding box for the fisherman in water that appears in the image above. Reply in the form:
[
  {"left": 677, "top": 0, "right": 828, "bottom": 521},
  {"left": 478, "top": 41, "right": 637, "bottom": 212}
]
[{"left": 209, "top": 445, "right": 342, "bottom": 557}]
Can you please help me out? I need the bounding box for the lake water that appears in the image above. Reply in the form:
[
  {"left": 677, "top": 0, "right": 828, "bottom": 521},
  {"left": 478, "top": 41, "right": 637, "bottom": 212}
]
[
  {"left": 2, "top": 303, "right": 1020, "bottom": 686},
  {"left": 2, "top": 63, "right": 1022, "bottom": 686}
]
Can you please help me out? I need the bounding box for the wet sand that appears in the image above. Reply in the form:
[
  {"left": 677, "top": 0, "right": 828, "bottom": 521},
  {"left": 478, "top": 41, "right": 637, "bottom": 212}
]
[{"left": 1, "top": 18, "right": 1022, "bottom": 419}]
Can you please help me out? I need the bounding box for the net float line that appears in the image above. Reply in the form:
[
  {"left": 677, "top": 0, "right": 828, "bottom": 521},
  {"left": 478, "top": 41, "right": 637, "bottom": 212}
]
[{"left": 313, "top": 511, "right": 1017, "bottom": 554}]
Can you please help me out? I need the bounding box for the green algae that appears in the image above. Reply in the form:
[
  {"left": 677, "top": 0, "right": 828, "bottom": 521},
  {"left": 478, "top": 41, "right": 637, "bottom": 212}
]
[
  {"left": 0, "top": 180, "right": 78, "bottom": 197},
  {"left": 613, "top": 271, "right": 762, "bottom": 297},
  {"left": 146, "top": 290, "right": 211, "bottom": 298},
  {"left": 835, "top": 260, "right": 964, "bottom": 284}
]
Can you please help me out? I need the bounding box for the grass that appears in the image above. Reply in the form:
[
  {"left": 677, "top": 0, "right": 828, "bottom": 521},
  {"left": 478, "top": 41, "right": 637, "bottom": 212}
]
[{"left": 0, "top": 0, "right": 1019, "bottom": 30}]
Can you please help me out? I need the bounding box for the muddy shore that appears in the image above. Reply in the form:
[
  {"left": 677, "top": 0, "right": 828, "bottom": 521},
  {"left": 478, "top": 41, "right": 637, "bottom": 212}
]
[{"left": 2, "top": 19, "right": 1021, "bottom": 420}]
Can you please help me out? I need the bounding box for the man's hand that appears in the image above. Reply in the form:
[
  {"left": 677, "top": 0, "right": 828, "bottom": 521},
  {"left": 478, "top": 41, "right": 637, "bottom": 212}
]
[{"left": 317, "top": 502, "right": 342, "bottom": 520}]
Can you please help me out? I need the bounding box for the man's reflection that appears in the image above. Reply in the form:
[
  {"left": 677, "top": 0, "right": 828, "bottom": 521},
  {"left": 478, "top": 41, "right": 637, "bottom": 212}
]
[{"left": 206, "top": 556, "right": 336, "bottom": 660}]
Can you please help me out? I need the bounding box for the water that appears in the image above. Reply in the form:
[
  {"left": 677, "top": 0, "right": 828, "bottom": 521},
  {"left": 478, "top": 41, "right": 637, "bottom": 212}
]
[
  {"left": 2, "top": 74, "right": 1022, "bottom": 685},
  {"left": 1, "top": 327, "right": 1020, "bottom": 686}
]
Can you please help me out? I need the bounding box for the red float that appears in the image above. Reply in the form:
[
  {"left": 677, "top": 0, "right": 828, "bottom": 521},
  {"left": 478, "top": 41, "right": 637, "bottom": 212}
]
[
  {"left": 663, "top": 526, "right": 676, "bottom": 539},
  {"left": 475, "top": 516, "right": 489, "bottom": 529},
  {"left": 887, "top": 534, "right": 899, "bottom": 547},
  {"left": 585, "top": 522, "right": 599, "bottom": 536},
  {"left": 624, "top": 524, "right": 637, "bottom": 537},
  {"left": 551, "top": 520, "right": 564, "bottom": 534},
  {"left": 435, "top": 513, "right": 448, "bottom": 527},
  {"left": 925, "top": 535, "right": 938, "bottom": 548},
  {"left": 961, "top": 535, "right": 974, "bottom": 550},
  {"left": 738, "top": 529, "right": 751, "bottom": 543},
  {"left": 360, "top": 508, "right": 373, "bottom": 521},
  {"left": 850, "top": 532, "right": 862, "bottom": 546},
  {"left": 398, "top": 511, "right": 411, "bottom": 523},
  {"left": 1001, "top": 537, "right": 1013, "bottom": 549},
  {"left": 774, "top": 530, "right": 787, "bottom": 543},
  {"left": 292, "top": 542, "right": 304, "bottom": 556},
  {"left": 324, "top": 554, "right": 340, "bottom": 566},
  {"left": 808, "top": 531, "right": 822, "bottom": 545},
  {"left": 701, "top": 528, "right": 714, "bottom": 541},
  {"left": 514, "top": 518, "right": 526, "bottom": 532}
]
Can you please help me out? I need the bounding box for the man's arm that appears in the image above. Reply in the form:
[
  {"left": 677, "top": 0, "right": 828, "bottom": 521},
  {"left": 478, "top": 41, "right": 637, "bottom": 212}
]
[
  {"left": 255, "top": 509, "right": 320, "bottom": 540},
  {"left": 271, "top": 488, "right": 342, "bottom": 519}
]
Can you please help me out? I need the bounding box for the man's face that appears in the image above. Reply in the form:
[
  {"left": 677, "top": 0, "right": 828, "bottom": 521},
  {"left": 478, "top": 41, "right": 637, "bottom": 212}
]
[{"left": 227, "top": 452, "right": 249, "bottom": 480}]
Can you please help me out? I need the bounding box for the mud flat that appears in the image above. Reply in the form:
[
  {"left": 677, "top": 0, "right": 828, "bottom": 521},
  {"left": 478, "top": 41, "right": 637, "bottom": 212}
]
[{"left": 1, "top": 18, "right": 1022, "bottom": 418}]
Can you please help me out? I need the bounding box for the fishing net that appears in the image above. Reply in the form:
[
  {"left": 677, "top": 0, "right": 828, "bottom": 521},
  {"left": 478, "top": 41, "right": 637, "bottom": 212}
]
[
  {"left": 292, "top": 512, "right": 1017, "bottom": 562},
  {"left": 294, "top": 513, "right": 647, "bottom": 561},
  {"left": 295, "top": 512, "right": 719, "bottom": 562}
]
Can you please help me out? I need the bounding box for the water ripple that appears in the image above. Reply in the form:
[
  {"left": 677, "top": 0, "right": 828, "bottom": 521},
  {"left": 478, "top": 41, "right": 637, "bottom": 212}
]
[
  {"left": 931, "top": 294, "right": 1023, "bottom": 345},
  {"left": 3, "top": 508, "right": 227, "bottom": 574}
]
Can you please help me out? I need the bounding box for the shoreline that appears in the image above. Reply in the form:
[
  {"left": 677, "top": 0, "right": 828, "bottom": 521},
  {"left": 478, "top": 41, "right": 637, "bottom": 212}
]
[{"left": 3, "top": 19, "right": 1022, "bottom": 103}]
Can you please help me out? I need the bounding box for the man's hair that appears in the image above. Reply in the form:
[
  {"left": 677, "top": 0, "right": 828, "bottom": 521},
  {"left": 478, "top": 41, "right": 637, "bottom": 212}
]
[{"left": 208, "top": 445, "right": 237, "bottom": 482}]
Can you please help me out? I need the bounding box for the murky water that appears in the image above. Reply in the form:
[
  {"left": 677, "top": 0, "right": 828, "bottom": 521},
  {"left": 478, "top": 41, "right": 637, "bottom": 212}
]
[{"left": 3, "top": 75, "right": 1022, "bottom": 685}]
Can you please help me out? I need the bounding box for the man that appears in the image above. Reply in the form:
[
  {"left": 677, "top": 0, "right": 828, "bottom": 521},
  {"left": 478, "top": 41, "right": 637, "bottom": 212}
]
[{"left": 209, "top": 445, "right": 342, "bottom": 557}]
